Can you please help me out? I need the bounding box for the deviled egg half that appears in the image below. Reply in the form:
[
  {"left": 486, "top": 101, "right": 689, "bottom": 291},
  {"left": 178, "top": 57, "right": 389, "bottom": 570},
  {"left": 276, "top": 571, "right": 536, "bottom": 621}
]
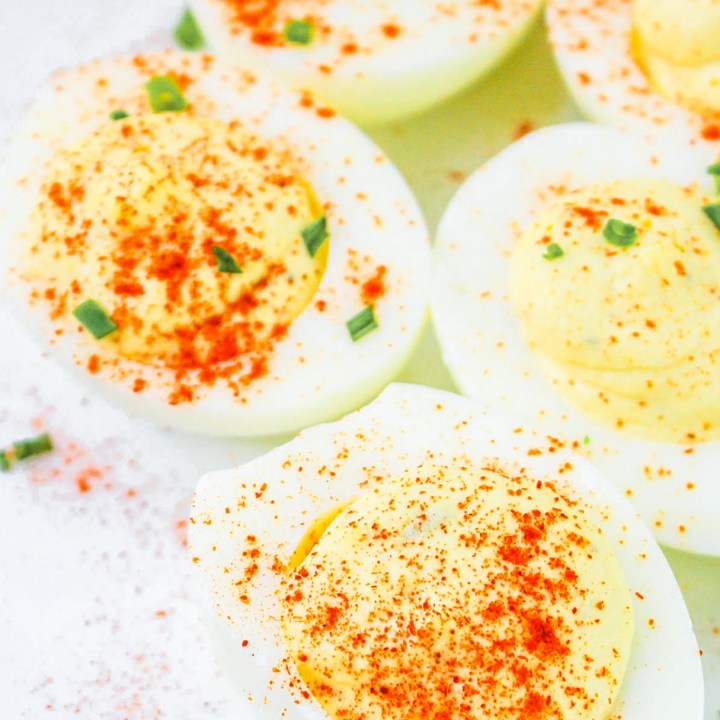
[
  {"left": 432, "top": 121, "right": 720, "bottom": 555},
  {"left": 189, "top": 383, "right": 703, "bottom": 720},
  {"left": 187, "top": 0, "right": 544, "bottom": 126},
  {"left": 0, "top": 51, "right": 430, "bottom": 437},
  {"left": 547, "top": 0, "right": 720, "bottom": 154}
]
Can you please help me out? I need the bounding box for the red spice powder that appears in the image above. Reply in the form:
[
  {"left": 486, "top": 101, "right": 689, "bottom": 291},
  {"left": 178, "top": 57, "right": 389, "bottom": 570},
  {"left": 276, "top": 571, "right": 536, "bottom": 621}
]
[
  {"left": 281, "top": 468, "right": 612, "bottom": 719},
  {"left": 360, "top": 265, "right": 387, "bottom": 306}
]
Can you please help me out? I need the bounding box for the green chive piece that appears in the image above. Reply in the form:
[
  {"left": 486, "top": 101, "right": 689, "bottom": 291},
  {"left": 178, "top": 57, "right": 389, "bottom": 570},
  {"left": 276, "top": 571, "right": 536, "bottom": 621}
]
[
  {"left": 542, "top": 242, "right": 564, "bottom": 261},
  {"left": 583, "top": 435, "right": 591, "bottom": 445},
  {"left": 14, "top": 433, "right": 53, "bottom": 461},
  {"left": 283, "top": 19, "right": 314, "bottom": 45},
  {"left": 703, "top": 203, "right": 720, "bottom": 231},
  {"left": 603, "top": 218, "right": 638, "bottom": 247},
  {"left": 346, "top": 305, "right": 378, "bottom": 342},
  {"left": 0, "top": 451, "right": 11, "bottom": 472},
  {"left": 145, "top": 76, "right": 188, "bottom": 113},
  {"left": 707, "top": 162, "right": 720, "bottom": 194},
  {"left": 174, "top": 8, "right": 205, "bottom": 50},
  {"left": 109, "top": 109, "right": 129, "bottom": 121},
  {"left": 72, "top": 299, "right": 118, "bottom": 340},
  {"left": 212, "top": 245, "right": 243, "bottom": 274},
  {"left": 302, "top": 215, "right": 329, "bottom": 258}
]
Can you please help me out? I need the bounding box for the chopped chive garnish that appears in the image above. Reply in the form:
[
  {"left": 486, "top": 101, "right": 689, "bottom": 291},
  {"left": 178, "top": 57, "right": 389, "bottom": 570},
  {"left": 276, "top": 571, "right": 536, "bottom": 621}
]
[
  {"left": 283, "top": 19, "right": 314, "bottom": 45},
  {"left": 703, "top": 203, "right": 720, "bottom": 231},
  {"left": 707, "top": 162, "right": 720, "bottom": 194},
  {"left": 212, "top": 245, "right": 243, "bottom": 274},
  {"left": 72, "top": 299, "right": 118, "bottom": 339},
  {"left": 346, "top": 305, "right": 378, "bottom": 342},
  {"left": 174, "top": 8, "right": 205, "bottom": 50},
  {"left": 302, "top": 215, "right": 329, "bottom": 258},
  {"left": 542, "top": 242, "right": 564, "bottom": 261},
  {"left": 145, "top": 76, "right": 188, "bottom": 113},
  {"left": 583, "top": 435, "right": 591, "bottom": 445},
  {"left": 14, "top": 433, "right": 53, "bottom": 461},
  {"left": 0, "top": 451, "right": 10, "bottom": 472},
  {"left": 109, "top": 109, "right": 129, "bottom": 121},
  {"left": 603, "top": 218, "right": 637, "bottom": 247}
]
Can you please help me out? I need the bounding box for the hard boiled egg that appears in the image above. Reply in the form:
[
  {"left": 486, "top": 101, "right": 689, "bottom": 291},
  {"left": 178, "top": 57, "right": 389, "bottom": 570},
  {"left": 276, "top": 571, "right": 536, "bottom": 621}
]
[
  {"left": 0, "top": 51, "right": 430, "bottom": 437},
  {"left": 189, "top": 382, "right": 703, "bottom": 720},
  {"left": 547, "top": 0, "right": 720, "bottom": 155},
  {"left": 432, "top": 121, "right": 720, "bottom": 555},
  {"left": 188, "top": 0, "right": 544, "bottom": 125}
]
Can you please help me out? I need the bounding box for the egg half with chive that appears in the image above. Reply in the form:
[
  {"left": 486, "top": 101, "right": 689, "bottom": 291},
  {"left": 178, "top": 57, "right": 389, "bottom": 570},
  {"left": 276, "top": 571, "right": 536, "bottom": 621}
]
[
  {"left": 0, "top": 50, "right": 430, "bottom": 437},
  {"left": 547, "top": 0, "right": 720, "bottom": 154},
  {"left": 432, "top": 121, "right": 720, "bottom": 555},
  {"left": 186, "top": 0, "right": 544, "bottom": 126},
  {"left": 189, "top": 382, "right": 703, "bottom": 720}
]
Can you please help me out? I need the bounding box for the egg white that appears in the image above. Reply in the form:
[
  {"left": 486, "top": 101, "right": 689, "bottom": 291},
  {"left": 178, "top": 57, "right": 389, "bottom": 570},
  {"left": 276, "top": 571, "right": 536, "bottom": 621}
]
[
  {"left": 432, "top": 121, "right": 720, "bottom": 555},
  {"left": 0, "top": 50, "right": 431, "bottom": 437},
  {"left": 546, "top": 0, "right": 720, "bottom": 155},
  {"left": 189, "top": 382, "right": 703, "bottom": 720},
  {"left": 189, "top": 0, "right": 544, "bottom": 126}
]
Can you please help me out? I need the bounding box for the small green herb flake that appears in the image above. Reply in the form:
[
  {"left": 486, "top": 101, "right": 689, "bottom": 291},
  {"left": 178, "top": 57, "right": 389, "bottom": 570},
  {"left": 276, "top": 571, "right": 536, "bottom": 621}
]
[
  {"left": 72, "top": 299, "right": 118, "bottom": 340},
  {"left": 212, "top": 245, "right": 243, "bottom": 274},
  {"left": 283, "top": 19, "right": 314, "bottom": 45},
  {"left": 14, "top": 433, "right": 53, "bottom": 461},
  {"left": 542, "top": 242, "right": 564, "bottom": 261},
  {"left": 703, "top": 202, "right": 720, "bottom": 231},
  {"left": 145, "top": 76, "right": 188, "bottom": 113},
  {"left": 347, "top": 305, "right": 378, "bottom": 342},
  {"left": 302, "top": 215, "right": 329, "bottom": 258},
  {"left": 583, "top": 435, "right": 591, "bottom": 445},
  {"left": 174, "top": 8, "right": 205, "bottom": 50},
  {"left": 109, "top": 109, "right": 129, "bottom": 121},
  {"left": 0, "top": 451, "right": 11, "bottom": 472},
  {"left": 707, "top": 162, "right": 720, "bottom": 194},
  {"left": 603, "top": 218, "right": 638, "bottom": 247}
]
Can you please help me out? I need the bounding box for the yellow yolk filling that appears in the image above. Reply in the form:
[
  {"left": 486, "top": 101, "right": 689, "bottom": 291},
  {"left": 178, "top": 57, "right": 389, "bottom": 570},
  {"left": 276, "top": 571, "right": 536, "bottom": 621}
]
[
  {"left": 282, "top": 465, "right": 634, "bottom": 720},
  {"left": 26, "top": 113, "right": 326, "bottom": 381},
  {"left": 632, "top": 0, "right": 720, "bottom": 115},
  {"left": 511, "top": 177, "right": 720, "bottom": 442}
]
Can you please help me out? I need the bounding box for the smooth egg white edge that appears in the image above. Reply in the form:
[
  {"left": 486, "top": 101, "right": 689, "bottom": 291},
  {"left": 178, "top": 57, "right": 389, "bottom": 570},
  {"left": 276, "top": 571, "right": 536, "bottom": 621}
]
[
  {"left": 431, "top": 121, "right": 720, "bottom": 556},
  {"left": 188, "top": 0, "right": 545, "bottom": 126},
  {"left": 0, "top": 51, "right": 431, "bottom": 437},
  {"left": 546, "top": 0, "right": 720, "bottom": 156},
  {"left": 189, "top": 382, "right": 703, "bottom": 720}
]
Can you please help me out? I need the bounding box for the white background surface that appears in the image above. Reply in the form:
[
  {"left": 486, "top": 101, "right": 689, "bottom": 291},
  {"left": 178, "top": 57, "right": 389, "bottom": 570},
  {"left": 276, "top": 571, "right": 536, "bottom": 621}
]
[{"left": 0, "top": 2, "right": 718, "bottom": 718}]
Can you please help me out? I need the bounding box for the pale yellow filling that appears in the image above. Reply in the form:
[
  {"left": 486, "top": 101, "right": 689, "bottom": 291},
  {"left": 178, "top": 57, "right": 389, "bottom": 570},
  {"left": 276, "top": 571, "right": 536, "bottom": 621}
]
[
  {"left": 282, "top": 465, "right": 634, "bottom": 720},
  {"left": 511, "top": 177, "right": 720, "bottom": 442},
  {"left": 633, "top": 0, "right": 720, "bottom": 115},
  {"left": 26, "top": 113, "right": 326, "bottom": 369}
]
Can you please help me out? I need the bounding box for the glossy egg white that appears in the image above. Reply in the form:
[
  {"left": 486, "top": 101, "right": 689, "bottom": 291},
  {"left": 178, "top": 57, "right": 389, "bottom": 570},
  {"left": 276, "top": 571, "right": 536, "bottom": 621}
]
[
  {"left": 189, "top": 382, "right": 703, "bottom": 720},
  {"left": 432, "top": 121, "right": 720, "bottom": 555},
  {"left": 546, "top": 0, "right": 720, "bottom": 156},
  {"left": 0, "top": 50, "right": 431, "bottom": 437},
  {"left": 189, "top": 0, "right": 544, "bottom": 126}
]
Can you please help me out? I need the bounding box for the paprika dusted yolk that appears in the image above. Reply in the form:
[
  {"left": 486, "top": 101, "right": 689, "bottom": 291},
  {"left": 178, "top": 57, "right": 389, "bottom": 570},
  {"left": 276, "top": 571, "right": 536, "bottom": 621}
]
[
  {"left": 632, "top": 0, "right": 720, "bottom": 116},
  {"left": 281, "top": 465, "right": 634, "bottom": 720},
  {"left": 510, "top": 177, "right": 720, "bottom": 443},
  {"left": 26, "top": 112, "right": 327, "bottom": 397}
]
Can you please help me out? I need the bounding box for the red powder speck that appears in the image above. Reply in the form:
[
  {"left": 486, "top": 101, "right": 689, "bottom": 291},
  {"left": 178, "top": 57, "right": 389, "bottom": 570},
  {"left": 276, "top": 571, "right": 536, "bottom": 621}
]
[
  {"left": 175, "top": 519, "right": 189, "bottom": 548},
  {"left": 381, "top": 24, "right": 400, "bottom": 38},
  {"left": 361, "top": 265, "right": 387, "bottom": 306},
  {"left": 702, "top": 124, "right": 720, "bottom": 141},
  {"left": 512, "top": 120, "right": 535, "bottom": 140},
  {"left": 75, "top": 465, "right": 104, "bottom": 494}
]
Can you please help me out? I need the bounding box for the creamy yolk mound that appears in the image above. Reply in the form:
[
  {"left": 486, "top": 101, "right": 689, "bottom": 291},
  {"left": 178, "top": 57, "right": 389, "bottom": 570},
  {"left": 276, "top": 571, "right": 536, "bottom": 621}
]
[
  {"left": 27, "top": 112, "right": 326, "bottom": 398},
  {"left": 632, "top": 0, "right": 720, "bottom": 116},
  {"left": 511, "top": 177, "right": 720, "bottom": 443},
  {"left": 282, "top": 465, "right": 634, "bottom": 720}
]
